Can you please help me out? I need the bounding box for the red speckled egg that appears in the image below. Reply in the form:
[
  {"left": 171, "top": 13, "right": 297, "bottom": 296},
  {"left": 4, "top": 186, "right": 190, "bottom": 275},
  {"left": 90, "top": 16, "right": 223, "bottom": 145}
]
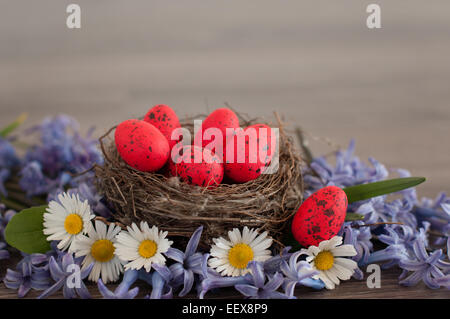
[
  {"left": 115, "top": 119, "right": 170, "bottom": 172},
  {"left": 166, "top": 143, "right": 185, "bottom": 176},
  {"left": 144, "top": 104, "right": 181, "bottom": 149},
  {"left": 291, "top": 186, "right": 348, "bottom": 247},
  {"left": 224, "top": 124, "right": 275, "bottom": 183},
  {"left": 194, "top": 108, "right": 239, "bottom": 158},
  {"left": 175, "top": 145, "right": 224, "bottom": 187}
]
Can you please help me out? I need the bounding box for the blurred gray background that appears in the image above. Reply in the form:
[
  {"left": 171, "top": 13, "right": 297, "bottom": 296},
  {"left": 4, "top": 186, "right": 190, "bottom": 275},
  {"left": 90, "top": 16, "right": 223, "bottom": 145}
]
[{"left": 0, "top": 0, "right": 449, "bottom": 197}]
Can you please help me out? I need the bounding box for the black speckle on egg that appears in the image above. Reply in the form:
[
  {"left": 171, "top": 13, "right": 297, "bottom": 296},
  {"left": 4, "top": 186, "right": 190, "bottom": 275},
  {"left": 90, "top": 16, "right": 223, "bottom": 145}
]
[
  {"left": 324, "top": 208, "right": 334, "bottom": 217},
  {"left": 316, "top": 200, "right": 327, "bottom": 208}
]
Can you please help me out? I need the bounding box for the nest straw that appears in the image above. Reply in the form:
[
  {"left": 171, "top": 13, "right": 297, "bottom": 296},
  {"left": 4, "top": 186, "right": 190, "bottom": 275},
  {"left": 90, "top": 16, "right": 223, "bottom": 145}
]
[{"left": 94, "top": 112, "right": 304, "bottom": 249}]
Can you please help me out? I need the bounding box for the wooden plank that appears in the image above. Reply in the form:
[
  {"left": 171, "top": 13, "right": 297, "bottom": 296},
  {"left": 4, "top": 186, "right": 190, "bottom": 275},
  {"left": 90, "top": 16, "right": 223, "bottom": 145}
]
[{"left": 0, "top": 253, "right": 448, "bottom": 299}]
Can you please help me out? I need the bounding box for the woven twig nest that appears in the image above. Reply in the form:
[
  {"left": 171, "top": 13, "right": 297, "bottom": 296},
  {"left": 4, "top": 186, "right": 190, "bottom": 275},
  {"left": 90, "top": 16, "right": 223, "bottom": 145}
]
[{"left": 95, "top": 113, "right": 304, "bottom": 249}]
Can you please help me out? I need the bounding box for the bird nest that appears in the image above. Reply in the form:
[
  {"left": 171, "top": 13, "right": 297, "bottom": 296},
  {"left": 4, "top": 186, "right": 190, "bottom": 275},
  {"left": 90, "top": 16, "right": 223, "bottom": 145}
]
[{"left": 94, "top": 113, "right": 304, "bottom": 249}]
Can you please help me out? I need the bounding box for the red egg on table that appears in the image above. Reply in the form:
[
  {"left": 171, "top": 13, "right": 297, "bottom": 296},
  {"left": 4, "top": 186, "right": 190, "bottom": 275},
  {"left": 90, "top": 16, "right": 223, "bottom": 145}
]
[
  {"left": 224, "top": 123, "right": 276, "bottom": 183},
  {"left": 115, "top": 119, "right": 170, "bottom": 172},
  {"left": 143, "top": 104, "right": 181, "bottom": 149},
  {"left": 175, "top": 145, "right": 224, "bottom": 187},
  {"left": 291, "top": 186, "right": 348, "bottom": 247}
]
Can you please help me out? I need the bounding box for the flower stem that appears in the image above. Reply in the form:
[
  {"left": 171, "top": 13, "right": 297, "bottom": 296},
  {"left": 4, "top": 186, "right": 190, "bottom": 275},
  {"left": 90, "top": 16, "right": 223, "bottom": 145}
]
[{"left": 351, "top": 221, "right": 403, "bottom": 229}]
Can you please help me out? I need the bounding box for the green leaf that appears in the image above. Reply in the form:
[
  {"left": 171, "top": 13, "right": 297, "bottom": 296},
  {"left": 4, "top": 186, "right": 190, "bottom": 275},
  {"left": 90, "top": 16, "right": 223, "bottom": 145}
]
[
  {"left": 0, "top": 113, "right": 28, "bottom": 138},
  {"left": 4, "top": 205, "right": 51, "bottom": 254},
  {"left": 343, "top": 177, "right": 426, "bottom": 204},
  {"left": 345, "top": 212, "right": 365, "bottom": 221}
]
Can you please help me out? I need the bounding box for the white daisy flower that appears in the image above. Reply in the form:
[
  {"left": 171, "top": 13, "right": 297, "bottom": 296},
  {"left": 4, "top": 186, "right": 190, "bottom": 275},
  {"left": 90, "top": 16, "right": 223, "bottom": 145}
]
[
  {"left": 300, "top": 236, "right": 358, "bottom": 289},
  {"left": 43, "top": 192, "right": 95, "bottom": 251},
  {"left": 208, "top": 227, "right": 273, "bottom": 277},
  {"left": 72, "top": 220, "right": 124, "bottom": 284},
  {"left": 114, "top": 221, "right": 173, "bottom": 272}
]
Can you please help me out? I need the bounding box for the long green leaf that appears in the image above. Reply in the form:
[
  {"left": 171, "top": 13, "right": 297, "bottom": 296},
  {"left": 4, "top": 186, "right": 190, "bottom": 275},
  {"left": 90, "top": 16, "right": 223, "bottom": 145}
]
[
  {"left": 345, "top": 212, "right": 365, "bottom": 221},
  {"left": 4, "top": 205, "right": 51, "bottom": 254},
  {"left": 0, "top": 113, "right": 28, "bottom": 138},
  {"left": 343, "top": 177, "right": 426, "bottom": 204}
]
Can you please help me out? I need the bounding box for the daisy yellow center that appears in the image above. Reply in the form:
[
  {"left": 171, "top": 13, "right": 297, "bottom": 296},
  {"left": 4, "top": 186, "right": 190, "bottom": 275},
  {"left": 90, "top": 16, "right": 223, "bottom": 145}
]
[
  {"left": 314, "top": 251, "right": 334, "bottom": 271},
  {"left": 91, "top": 239, "right": 115, "bottom": 263},
  {"left": 228, "top": 243, "right": 254, "bottom": 269},
  {"left": 138, "top": 240, "right": 157, "bottom": 258},
  {"left": 64, "top": 214, "right": 83, "bottom": 235}
]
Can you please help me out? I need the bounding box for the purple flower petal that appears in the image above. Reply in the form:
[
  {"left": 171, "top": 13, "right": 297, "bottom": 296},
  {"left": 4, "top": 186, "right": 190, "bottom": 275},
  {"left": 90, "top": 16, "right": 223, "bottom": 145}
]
[
  {"left": 18, "top": 280, "right": 31, "bottom": 298},
  {"left": 115, "top": 269, "right": 139, "bottom": 296},
  {"left": 38, "top": 278, "right": 65, "bottom": 299},
  {"left": 235, "top": 284, "right": 258, "bottom": 297},
  {"left": 186, "top": 253, "right": 204, "bottom": 274},
  {"left": 399, "top": 260, "right": 426, "bottom": 271},
  {"left": 399, "top": 269, "right": 425, "bottom": 287},
  {"left": 264, "top": 273, "right": 284, "bottom": 292},
  {"left": 97, "top": 279, "right": 116, "bottom": 299},
  {"left": 48, "top": 256, "right": 65, "bottom": 281},
  {"left": 165, "top": 248, "right": 184, "bottom": 263},
  {"left": 127, "top": 287, "right": 140, "bottom": 299},
  {"left": 249, "top": 262, "right": 265, "bottom": 288},
  {"left": 21, "top": 261, "right": 32, "bottom": 278},
  {"left": 426, "top": 250, "right": 443, "bottom": 265},
  {"left": 153, "top": 264, "right": 172, "bottom": 283},
  {"left": 75, "top": 282, "right": 91, "bottom": 299},
  {"left": 63, "top": 282, "right": 76, "bottom": 299},
  {"left": 179, "top": 269, "right": 194, "bottom": 297},
  {"left": 61, "top": 253, "right": 75, "bottom": 271},
  {"left": 161, "top": 287, "right": 173, "bottom": 299},
  {"left": 423, "top": 271, "right": 440, "bottom": 289},
  {"left": 185, "top": 226, "right": 203, "bottom": 257},
  {"left": 284, "top": 281, "right": 297, "bottom": 298},
  {"left": 30, "top": 254, "right": 49, "bottom": 266},
  {"left": 149, "top": 271, "right": 165, "bottom": 299},
  {"left": 435, "top": 275, "right": 450, "bottom": 288},
  {"left": 169, "top": 263, "right": 184, "bottom": 280}
]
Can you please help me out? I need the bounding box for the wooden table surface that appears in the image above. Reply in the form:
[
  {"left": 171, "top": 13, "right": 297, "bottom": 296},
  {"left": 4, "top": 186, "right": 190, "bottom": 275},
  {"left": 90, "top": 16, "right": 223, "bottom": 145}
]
[
  {"left": 0, "top": 1, "right": 449, "bottom": 298},
  {"left": 0, "top": 252, "right": 448, "bottom": 299}
]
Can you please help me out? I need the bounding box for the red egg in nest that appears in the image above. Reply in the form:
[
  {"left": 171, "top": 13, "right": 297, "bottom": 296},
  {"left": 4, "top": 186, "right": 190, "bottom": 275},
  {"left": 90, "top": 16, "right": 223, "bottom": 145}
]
[
  {"left": 166, "top": 142, "right": 185, "bottom": 177},
  {"left": 224, "top": 123, "right": 276, "bottom": 183},
  {"left": 115, "top": 119, "right": 170, "bottom": 172},
  {"left": 175, "top": 145, "right": 224, "bottom": 187},
  {"left": 291, "top": 186, "right": 348, "bottom": 247},
  {"left": 194, "top": 108, "right": 240, "bottom": 159},
  {"left": 144, "top": 104, "right": 181, "bottom": 149}
]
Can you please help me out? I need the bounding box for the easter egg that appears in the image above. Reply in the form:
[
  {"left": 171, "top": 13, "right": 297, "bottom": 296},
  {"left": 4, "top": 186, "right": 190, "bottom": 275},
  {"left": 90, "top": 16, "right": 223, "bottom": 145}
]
[
  {"left": 115, "top": 119, "right": 170, "bottom": 172},
  {"left": 144, "top": 104, "right": 181, "bottom": 149},
  {"left": 166, "top": 143, "right": 185, "bottom": 176},
  {"left": 194, "top": 108, "right": 239, "bottom": 158},
  {"left": 224, "top": 124, "right": 275, "bottom": 183},
  {"left": 291, "top": 186, "right": 347, "bottom": 247},
  {"left": 175, "top": 145, "right": 224, "bottom": 187}
]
